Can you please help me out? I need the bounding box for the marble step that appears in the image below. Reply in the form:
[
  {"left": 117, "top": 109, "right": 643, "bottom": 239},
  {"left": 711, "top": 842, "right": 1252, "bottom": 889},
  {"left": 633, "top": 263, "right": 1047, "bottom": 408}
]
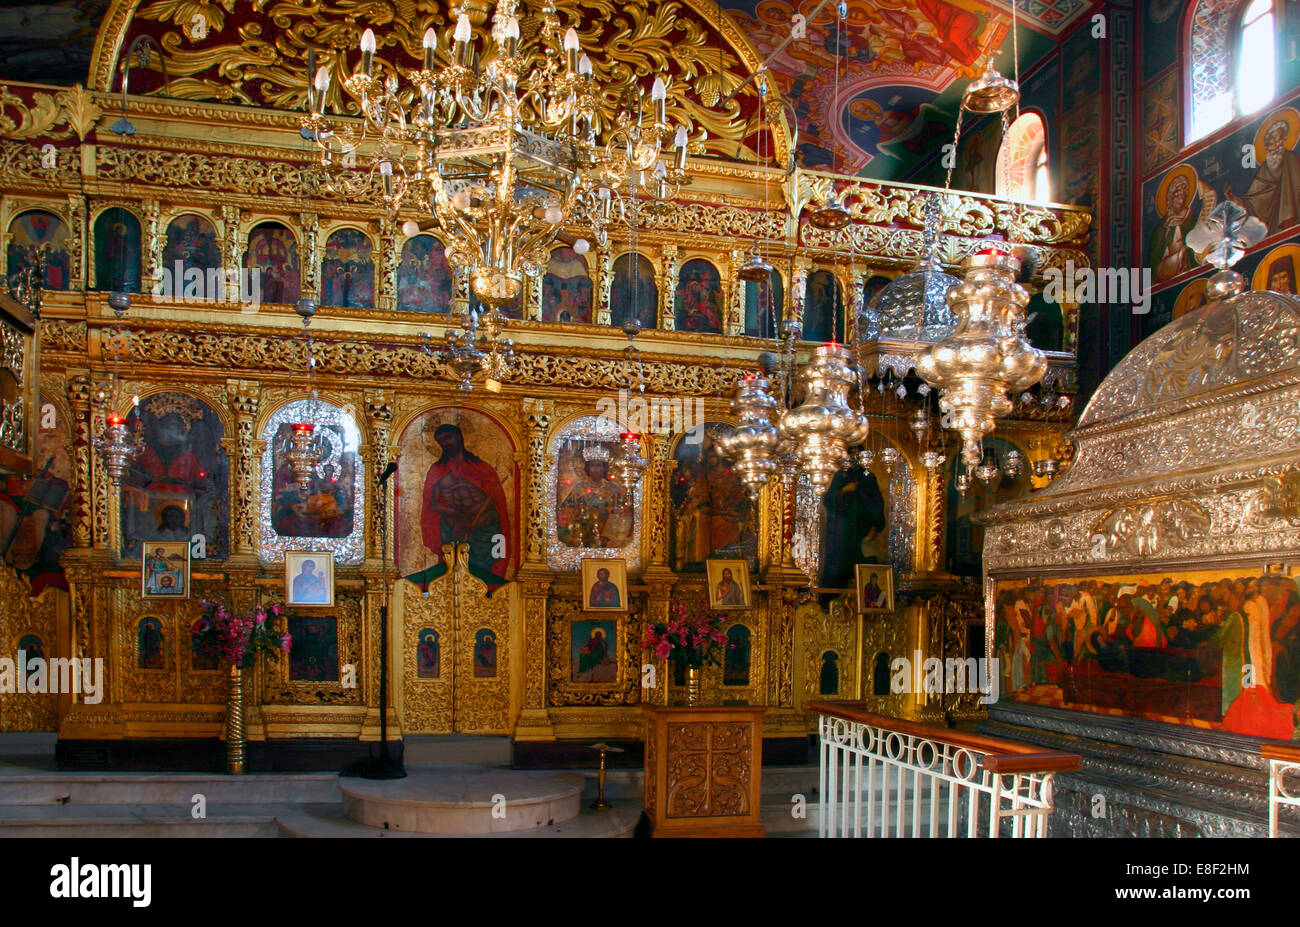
[
  {"left": 339, "top": 770, "right": 585, "bottom": 834},
  {"left": 0, "top": 771, "right": 341, "bottom": 806},
  {"left": 0, "top": 802, "right": 285, "bottom": 837},
  {"left": 279, "top": 800, "right": 640, "bottom": 838}
]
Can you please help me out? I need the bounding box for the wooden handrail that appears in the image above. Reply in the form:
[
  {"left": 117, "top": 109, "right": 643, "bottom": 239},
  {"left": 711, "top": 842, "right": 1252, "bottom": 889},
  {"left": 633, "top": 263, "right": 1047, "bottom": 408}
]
[
  {"left": 1261, "top": 742, "right": 1300, "bottom": 763},
  {"left": 806, "top": 700, "right": 1081, "bottom": 774}
]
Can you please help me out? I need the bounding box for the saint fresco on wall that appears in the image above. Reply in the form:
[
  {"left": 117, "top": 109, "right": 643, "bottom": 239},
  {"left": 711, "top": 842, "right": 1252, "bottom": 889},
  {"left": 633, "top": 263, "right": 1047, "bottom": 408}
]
[
  {"left": 94, "top": 207, "right": 142, "bottom": 293},
  {"left": 995, "top": 568, "right": 1300, "bottom": 740},
  {"left": 675, "top": 259, "right": 724, "bottom": 333},
  {"left": 670, "top": 424, "right": 757, "bottom": 573},
  {"left": 0, "top": 412, "right": 71, "bottom": 595},
  {"left": 818, "top": 462, "right": 888, "bottom": 589},
  {"left": 542, "top": 246, "right": 592, "bottom": 322},
  {"left": 162, "top": 213, "right": 221, "bottom": 279},
  {"left": 395, "top": 408, "right": 518, "bottom": 595},
  {"left": 6, "top": 210, "right": 71, "bottom": 291},
  {"left": 743, "top": 268, "right": 783, "bottom": 338},
  {"left": 610, "top": 253, "right": 658, "bottom": 330},
  {"left": 803, "top": 270, "right": 843, "bottom": 343},
  {"left": 1144, "top": 103, "right": 1300, "bottom": 289},
  {"left": 397, "top": 235, "right": 453, "bottom": 313},
  {"left": 321, "top": 228, "right": 374, "bottom": 308},
  {"left": 245, "top": 221, "right": 300, "bottom": 304},
  {"left": 120, "top": 392, "right": 229, "bottom": 560}
]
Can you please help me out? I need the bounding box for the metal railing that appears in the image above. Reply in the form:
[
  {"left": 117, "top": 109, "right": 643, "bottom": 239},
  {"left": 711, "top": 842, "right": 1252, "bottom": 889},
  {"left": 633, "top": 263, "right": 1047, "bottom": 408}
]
[
  {"left": 807, "top": 701, "right": 1080, "bottom": 838},
  {"left": 1263, "top": 744, "right": 1300, "bottom": 837}
]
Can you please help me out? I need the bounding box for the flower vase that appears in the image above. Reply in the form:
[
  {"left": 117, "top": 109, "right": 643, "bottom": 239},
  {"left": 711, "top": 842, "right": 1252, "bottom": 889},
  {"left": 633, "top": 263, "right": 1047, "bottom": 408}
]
[
  {"left": 226, "top": 663, "right": 246, "bottom": 775},
  {"left": 685, "top": 666, "right": 702, "bottom": 706}
]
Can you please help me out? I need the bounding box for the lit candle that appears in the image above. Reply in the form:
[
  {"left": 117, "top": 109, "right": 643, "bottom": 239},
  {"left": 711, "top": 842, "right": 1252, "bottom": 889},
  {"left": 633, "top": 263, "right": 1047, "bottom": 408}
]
[
  {"left": 674, "top": 123, "right": 688, "bottom": 170},
  {"left": 360, "top": 28, "right": 376, "bottom": 76},
  {"left": 379, "top": 159, "right": 393, "bottom": 196},
  {"left": 311, "top": 66, "right": 330, "bottom": 115},
  {"left": 504, "top": 16, "right": 519, "bottom": 57},
  {"left": 422, "top": 27, "right": 437, "bottom": 70},
  {"left": 651, "top": 76, "right": 666, "bottom": 122},
  {"left": 454, "top": 14, "right": 472, "bottom": 66},
  {"left": 578, "top": 54, "right": 592, "bottom": 77},
  {"left": 564, "top": 27, "right": 579, "bottom": 72}
]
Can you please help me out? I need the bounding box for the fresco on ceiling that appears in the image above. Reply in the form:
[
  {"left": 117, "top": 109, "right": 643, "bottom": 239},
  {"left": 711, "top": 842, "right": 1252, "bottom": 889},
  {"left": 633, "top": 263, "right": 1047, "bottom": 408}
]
[
  {"left": 244, "top": 222, "right": 300, "bottom": 305},
  {"left": 397, "top": 235, "right": 453, "bottom": 313},
  {"left": 842, "top": 85, "right": 945, "bottom": 169},
  {"left": 1144, "top": 100, "right": 1300, "bottom": 292},
  {"left": 6, "top": 211, "right": 71, "bottom": 292},
  {"left": 93, "top": 207, "right": 142, "bottom": 293},
  {"left": 675, "top": 259, "right": 724, "bottom": 333},
  {"left": 670, "top": 424, "right": 757, "bottom": 573},
  {"left": 610, "top": 253, "right": 658, "bottom": 331},
  {"left": 321, "top": 228, "right": 374, "bottom": 308},
  {"left": 0, "top": 409, "right": 72, "bottom": 596},
  {"left": 120, "top": 391, "right": 229, "bottom": 561},
  {"left": 542, "top": 246, "right": 592, "bottom": 323},
  {"left": 0, "top": 1, "right": 104, "bottom": 85},
  {"left": 394, "top": 408, "right": 517, "bottom": 595},
  {"left": 994, "top": 567, "right": 1300, "bottom": 739}
]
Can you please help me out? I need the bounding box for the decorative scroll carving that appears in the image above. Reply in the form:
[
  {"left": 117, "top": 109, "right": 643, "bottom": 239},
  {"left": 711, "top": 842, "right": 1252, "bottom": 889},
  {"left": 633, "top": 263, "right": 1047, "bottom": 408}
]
[
  {"left": 665, "top": 721, "right": 752, "bottom": 817},
  {"left": 546, "top": 595, "right": 641, "bottom": 706},
  {"left": 225, "top": 379, "right": 259, "bottom": 556},
  {"left": 1093, "top": 499, "right": 1211, "bottom": 558},
  {"left": 521, "top": 398, "right": 553, "bottom": 566}
]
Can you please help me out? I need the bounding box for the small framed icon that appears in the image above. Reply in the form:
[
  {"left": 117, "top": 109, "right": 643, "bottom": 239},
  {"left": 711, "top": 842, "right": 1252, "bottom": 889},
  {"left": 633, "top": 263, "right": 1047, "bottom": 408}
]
[
  {"left": 285, "top": 550, "right": 334, "bottom": 607},
  {"left": 581, "top": 558, "right": 628, "bottom": 612},
  {"left": 706, "top": 559, "right": 751, "bottom": 609},
  {"left": 141, "top": 541, "right": 191, "bottom": 599},
  {"left": 856, "top": 564, "right": 894, "bottom": 614}
]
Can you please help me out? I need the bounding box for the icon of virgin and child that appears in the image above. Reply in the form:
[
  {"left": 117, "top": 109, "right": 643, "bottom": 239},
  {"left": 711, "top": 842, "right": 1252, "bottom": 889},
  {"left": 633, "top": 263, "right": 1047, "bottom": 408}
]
[{"left": 415, "top": 423, "right": 514, "bottom": 594}]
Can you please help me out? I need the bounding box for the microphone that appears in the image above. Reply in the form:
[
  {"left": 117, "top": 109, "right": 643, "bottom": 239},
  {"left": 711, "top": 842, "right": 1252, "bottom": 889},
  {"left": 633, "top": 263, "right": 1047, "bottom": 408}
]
[{"left": 378, "top": 462, "right": 397, "bottom": 485}]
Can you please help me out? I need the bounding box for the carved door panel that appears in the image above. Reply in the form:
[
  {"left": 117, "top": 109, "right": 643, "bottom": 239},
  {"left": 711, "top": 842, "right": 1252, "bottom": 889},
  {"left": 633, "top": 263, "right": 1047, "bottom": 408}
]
[{"left": 400, "top": 544, "right": 510, "bottom": 735}]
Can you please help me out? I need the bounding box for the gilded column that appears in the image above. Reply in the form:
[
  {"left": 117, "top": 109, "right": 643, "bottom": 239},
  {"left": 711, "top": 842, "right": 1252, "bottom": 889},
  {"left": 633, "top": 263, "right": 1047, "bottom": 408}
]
[
  {"left": 526, "top": 269, "right": 543, "bottom": 321},
  {"left": 642, "top": 433, "right": 675, "bottom": 571},
  {"left": 847, "top": 261, "right": 870, "bottom": 346},
  {"left": 375, "top": 217, "right": 397, "bottom": 311},
  {"left": 789, "top": 255, "right": 810, "bottom": 333},
  {"left": 220, "top": 204, "right": 244, "bottom": 304},
  {"left": 364, "top": 389, "right": 394, "bottom": 561},
  {"left": 141, "top": 199, "right": 161, "bottom": 294},
  {"left": 659, "top": 245, "right": 679, "bottom": 331},
  {"left": 66, "top": 193, "right": 87, "bottom": 292},
  {"left": 727, "top": 248, "right": 746, "bottom": 337},
  {"left": 594, "top": 241, "right": 612, "bottom": 325},
  {"left": 224, "top": 379, "right": 261, "bottom": 558},
  {"left": 299, "top": 210, "right": 320, "bottom": 300},
  {"left": 520, "top": 398, "right": 553, "bottom": 566},
  {"left": 66, "top": 371, "right": 93, "bottom": 549}
]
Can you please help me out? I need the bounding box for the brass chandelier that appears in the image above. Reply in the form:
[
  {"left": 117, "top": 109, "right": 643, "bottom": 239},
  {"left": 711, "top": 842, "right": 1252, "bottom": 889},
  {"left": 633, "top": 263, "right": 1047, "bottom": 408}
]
[{"left": 301, "top": 0, "right": 691, "bottom": 308}]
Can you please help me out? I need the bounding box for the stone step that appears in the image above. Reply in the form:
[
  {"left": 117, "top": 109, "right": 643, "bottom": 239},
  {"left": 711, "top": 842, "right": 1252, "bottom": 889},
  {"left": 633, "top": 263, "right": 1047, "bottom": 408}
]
[
  {"left": 339, "top": 770, "right": 585, "bottom": 834},
  {"left": 0, "top": 771, "right": 341, "bottom": 806},
  {"left": 278, "top": 800, "right": 640, "bottom": 838},
  {"left": 0, "top": 802, "right": 284, "bottom": 837}
]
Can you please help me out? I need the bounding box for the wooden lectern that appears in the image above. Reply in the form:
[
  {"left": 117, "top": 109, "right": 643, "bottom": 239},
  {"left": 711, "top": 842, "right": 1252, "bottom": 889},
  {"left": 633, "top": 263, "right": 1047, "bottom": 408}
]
[{"left": 642, "top": 705, "right": 766, "bottom": 838}]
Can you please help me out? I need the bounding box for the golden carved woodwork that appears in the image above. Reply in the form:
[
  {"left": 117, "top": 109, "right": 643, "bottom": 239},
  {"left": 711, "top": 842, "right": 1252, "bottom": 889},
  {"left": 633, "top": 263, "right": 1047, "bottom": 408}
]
[
  {"left": 642, "top": 705, "right": 766, "bottom": 837},
  {"left": 546, "top": 593, "right": 641, "bottom": 707}
]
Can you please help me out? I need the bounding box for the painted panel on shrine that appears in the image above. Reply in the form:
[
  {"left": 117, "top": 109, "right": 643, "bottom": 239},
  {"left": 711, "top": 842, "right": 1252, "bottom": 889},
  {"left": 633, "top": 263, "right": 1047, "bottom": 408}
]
[
  {"left": 6, "top": 210, "right": 71, "bottom": 291},
  {"left": 994, "top": 567, "right": 1300, "bottom": 740},
  {"left": 321, "top": 227, "right": 374, "bottom": 308},
  {"left": 162, "top": 213, "right": 220, "bottom": 279},
  {"left": 120, "top": 392, "right": 229, "bottom": 560},
  {"left": 244, "top": 221, "right": 300, "bottom": 304},
  {"left": 395, "top": 408, "right": 518, "bottom": 594},
  {"left": 93, "top": 207, "right": 142, "bottom": 293},
  {"left": 0, "top": 403, "right": 71, "bottom": 594},
  {"left": 670, "top": 423, "right": 757, "bottom": 573},
  {"left": 611, "top": 253, "right": 658, "bottom": 330},
  {"left": 675, "top": 258, "right": 724, "bottom": 333},
  {"left": 259, "top": 399, "right": 364, "bottom": 564},
  {"left": 547, "top": 415, "right": 641, "bottom": 571}
]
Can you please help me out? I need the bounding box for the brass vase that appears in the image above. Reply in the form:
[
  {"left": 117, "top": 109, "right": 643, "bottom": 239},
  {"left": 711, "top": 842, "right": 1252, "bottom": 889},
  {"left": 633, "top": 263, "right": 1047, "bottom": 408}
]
[
  {"left": 685, "top": 666, "right": 702, "bottom": 706},
  {"left": 226, "top": 662, "right": 246, "bottom": 775}
]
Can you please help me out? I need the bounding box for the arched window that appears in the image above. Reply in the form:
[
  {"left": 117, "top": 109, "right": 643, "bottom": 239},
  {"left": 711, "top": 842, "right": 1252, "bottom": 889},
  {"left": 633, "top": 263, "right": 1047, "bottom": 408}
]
[
  {"left": 1187, "top": 0, "right": 1276, "bottom": 143},
  {"left": 995, "top": 113, "right": 1049, "bottom": 202}
]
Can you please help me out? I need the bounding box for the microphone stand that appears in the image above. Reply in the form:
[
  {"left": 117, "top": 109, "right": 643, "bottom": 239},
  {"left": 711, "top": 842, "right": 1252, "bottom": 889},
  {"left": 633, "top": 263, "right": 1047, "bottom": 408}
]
[{"left": 348, "top": 461, "right": 406, "bottom": 780}]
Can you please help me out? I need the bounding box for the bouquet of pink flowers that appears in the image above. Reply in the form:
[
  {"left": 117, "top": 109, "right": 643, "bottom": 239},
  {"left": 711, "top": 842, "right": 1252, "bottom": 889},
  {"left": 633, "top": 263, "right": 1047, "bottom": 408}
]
[
  {"left": 641, "top": 592, "right": 728, "bottom": 669},
  {"left": 191, "top": 600, "right": 293, "bottom": 670}
]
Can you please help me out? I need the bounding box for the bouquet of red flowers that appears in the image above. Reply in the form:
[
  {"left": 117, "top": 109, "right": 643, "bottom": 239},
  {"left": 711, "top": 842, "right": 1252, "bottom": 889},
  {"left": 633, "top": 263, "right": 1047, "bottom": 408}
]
[
  {"left": 641, "top": 592, "right": 728, "bottom": 669},
  {"left": 191, "top": 600, "right": 293, "bottom": 670}
]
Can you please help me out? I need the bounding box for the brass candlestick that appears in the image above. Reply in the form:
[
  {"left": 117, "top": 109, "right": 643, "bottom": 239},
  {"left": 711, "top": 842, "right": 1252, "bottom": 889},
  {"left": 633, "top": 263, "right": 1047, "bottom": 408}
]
[{"left": 589, "top": 742, "right": 624, "bottom": 810}]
